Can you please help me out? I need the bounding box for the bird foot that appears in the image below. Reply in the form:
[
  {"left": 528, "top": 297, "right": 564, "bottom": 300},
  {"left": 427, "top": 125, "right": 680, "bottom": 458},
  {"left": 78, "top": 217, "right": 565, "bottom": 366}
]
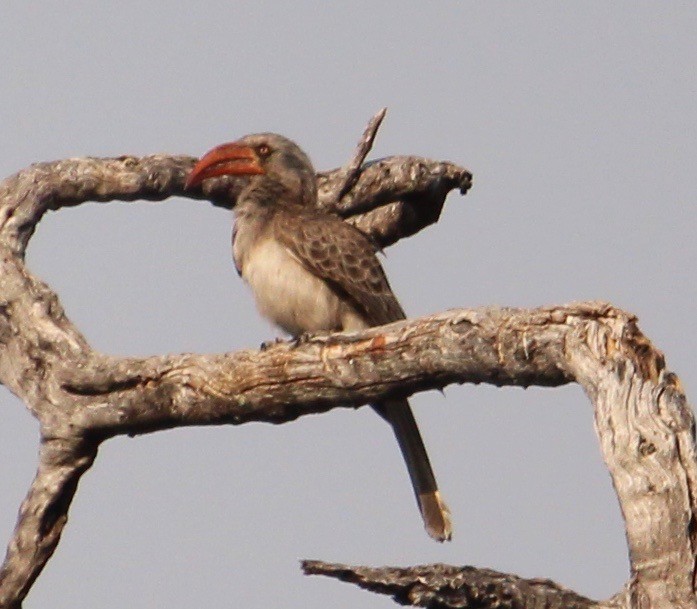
[
  {"left": 290, "top": 331, "right": 318, "bottom": 348},
  {"left": 259, "top": 332, "right": 322, "bottom": 351},
  {"left": 260, "top": 337, "right": 286, "bottom": 351}
]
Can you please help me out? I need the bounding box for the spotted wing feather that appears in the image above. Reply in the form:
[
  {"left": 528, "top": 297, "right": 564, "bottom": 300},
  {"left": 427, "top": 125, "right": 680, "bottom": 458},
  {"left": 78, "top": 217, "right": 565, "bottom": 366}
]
[{"left": 273, "top": 209, "right": 405, "bottom": 326}]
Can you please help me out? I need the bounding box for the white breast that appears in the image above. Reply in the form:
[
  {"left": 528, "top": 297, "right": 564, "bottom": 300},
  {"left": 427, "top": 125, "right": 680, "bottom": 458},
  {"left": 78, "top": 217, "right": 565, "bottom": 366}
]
[{"left": 241, "top": 238, "right": 365, "bottom": 336}]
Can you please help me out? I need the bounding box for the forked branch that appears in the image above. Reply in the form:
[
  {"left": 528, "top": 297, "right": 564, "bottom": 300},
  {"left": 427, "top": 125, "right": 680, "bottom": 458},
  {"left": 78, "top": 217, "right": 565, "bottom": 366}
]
[
  {"left": 0, "top": 111, "right": 693, "bottom": 609},
  {"left": 0, "top": 112, "right": 473, "bottom": 607}
]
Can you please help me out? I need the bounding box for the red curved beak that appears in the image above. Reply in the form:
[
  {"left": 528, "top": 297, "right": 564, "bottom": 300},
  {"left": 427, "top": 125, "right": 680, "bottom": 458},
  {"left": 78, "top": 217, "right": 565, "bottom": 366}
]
[{"left": 185, "top": 142, "right": 264, "bottom": 189}]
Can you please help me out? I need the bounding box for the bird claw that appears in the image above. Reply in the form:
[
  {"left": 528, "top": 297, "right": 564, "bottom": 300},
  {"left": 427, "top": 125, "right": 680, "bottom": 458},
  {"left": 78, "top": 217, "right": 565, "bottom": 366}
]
[
  {"left": 290, "top": 331, "right": 317, "bottom": 347},
  {"left": 259, "top": 332, "right": 320, "bottom": 351},
  {"left": 260, "top": 337, "right": 286, "bottom": 351}
]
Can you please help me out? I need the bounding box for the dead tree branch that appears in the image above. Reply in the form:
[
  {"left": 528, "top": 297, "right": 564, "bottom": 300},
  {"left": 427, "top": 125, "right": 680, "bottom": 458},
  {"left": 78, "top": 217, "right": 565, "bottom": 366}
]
[
  {"left": 302, "top": 560, "right": 609, "bottom": 609},
  {"left": 0, "top": 113, "right": 693, "bottom": 609},
  {"left": 335, "top": 106, "right": 387, "bottom": 202},
  {"left": 0, "top": 114, "right": 473, "bottom": 607},
  {"left": 0, "top": 150, "right": 472, "bottom": 258},
  {"left": 0, "top": 438, "right": 97, "bottom": 609}
]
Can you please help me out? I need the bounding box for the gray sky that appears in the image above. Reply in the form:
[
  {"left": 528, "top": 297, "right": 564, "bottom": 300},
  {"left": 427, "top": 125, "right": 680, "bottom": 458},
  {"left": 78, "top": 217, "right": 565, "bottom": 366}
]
[{"left": 1, "top": 3, "right": 695, "bottom": 608}]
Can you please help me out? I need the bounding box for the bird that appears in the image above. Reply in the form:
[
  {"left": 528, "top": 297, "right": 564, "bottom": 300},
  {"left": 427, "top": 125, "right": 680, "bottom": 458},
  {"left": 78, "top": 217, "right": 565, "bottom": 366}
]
[{"left": 185, "top": 133, "right": 452, "bottom": 542}]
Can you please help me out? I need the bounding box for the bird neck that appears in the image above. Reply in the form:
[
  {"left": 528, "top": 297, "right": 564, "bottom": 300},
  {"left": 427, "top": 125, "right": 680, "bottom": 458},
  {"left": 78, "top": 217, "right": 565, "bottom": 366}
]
[{"left": 237, "top": 176, "right": 316, "bottom": 214}]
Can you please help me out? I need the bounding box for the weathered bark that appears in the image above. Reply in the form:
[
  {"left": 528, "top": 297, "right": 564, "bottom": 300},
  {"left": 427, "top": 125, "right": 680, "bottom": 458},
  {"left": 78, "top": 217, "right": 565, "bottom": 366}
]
[
  {"left": 0, "top": 438, "right": 97, "bottom": 607},
  {"left": 302, "top": 305, "right": 697, "bottom": 609},
  {"left": 0, "top": 113, "right": 694, "bottom": 609},
  {"left": 302, "top": 560, "right": 611, "bottom": 609},
  {"left": 0, "top": 151, "right": 472, "bottom": 257}
]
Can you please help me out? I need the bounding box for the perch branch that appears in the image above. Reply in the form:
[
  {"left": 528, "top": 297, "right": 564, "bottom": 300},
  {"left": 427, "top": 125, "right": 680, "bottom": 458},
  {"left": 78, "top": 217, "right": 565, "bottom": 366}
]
[
  {"left": 3, "top": 295, "right": 694, "bottom": 607},
  {"left": 56, "top": 304, "right": 579, "bottom": 435},
  {"left": 57, "top": 304, "right": 697, "bottom": 609}
]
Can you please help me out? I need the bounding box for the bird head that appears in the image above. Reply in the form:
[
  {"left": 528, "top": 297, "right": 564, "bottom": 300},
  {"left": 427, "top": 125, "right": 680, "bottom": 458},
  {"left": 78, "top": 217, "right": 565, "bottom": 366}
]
[{"left": 185, "top": 133, "right": 317, "bottom": 207}]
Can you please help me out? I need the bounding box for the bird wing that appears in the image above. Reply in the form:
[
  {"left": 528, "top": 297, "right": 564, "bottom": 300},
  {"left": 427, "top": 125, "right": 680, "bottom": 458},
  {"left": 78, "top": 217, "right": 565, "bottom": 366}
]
[
  {"left": 273, "top": 209, "right": 406, "bottom": 326},
  {"left": 276, "top": 209, "right": 451, "bottom": 541}
]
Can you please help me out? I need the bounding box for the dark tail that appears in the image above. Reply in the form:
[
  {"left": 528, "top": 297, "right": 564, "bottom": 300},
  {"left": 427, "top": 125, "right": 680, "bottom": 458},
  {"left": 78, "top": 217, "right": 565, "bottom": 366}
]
[{"left": 373, "top": 398, "right": 452, "bottom": 542}]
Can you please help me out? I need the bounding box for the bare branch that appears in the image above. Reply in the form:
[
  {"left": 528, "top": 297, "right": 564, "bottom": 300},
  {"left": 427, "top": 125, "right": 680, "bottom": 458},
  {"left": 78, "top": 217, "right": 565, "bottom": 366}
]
[
  {"left": 58, "top": 305, "right": 697, "bottom": 609},
  {"left": 2, "top": 236, "right": 695, "bottom": 608},
  {"left": 335, "top": 107, "right": 388, "bottom": 202},
  {"left": 0, "top": 116, "right": 693, "bottom": 608},
  {"left": 328, "top": 157, "right": 470, "bottom": 210},
  {"left": 302, "top": 560, "right": 603, "bottom": 609},
  {"left": 0, "top": 152, "right": 471, "bottom": 257},
  {"left": 0, "top": 125, "right": 469, "bottom": 605},
  {"left": 0, "top": 438, "right": 97, "bottom": 609},
  {"left": 347, "top": 194, "right": 449, "bottom": 249},
  {"left": 57, "top": 305, "right": 579, "bottom": 436}
]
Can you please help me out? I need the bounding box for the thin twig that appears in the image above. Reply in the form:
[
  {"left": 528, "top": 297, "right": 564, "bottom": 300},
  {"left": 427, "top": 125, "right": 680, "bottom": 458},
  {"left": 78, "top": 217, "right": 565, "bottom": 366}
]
[{"left": 336, "top": 107, "right": 387, "bottom": 202}]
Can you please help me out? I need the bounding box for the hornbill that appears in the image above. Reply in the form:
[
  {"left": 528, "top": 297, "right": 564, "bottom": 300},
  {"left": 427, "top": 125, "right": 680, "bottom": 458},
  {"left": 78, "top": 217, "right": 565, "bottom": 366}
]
[{"left": 186, "top": 134, "right": 452, "bottom": 541}]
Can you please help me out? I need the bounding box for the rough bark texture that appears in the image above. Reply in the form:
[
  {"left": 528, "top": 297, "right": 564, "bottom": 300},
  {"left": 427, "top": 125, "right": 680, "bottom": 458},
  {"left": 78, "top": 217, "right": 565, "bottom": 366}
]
[
  {"left": 0, "top": 116, "right": 694, "bottom": 609},
  {"left": 302, "top": 560, "right": 613, "bottom": 609}
]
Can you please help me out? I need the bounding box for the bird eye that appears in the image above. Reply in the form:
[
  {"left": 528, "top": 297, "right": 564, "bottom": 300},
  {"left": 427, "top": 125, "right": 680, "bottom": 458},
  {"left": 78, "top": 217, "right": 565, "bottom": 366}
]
[{"left": 257, "top": 144, "right": 271, "bottom": 157}]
